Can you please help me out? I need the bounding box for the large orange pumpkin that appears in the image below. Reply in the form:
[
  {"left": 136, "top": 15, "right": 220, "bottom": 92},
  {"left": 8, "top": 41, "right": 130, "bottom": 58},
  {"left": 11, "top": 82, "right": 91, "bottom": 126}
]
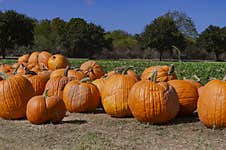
[
  {"left": 48, "top": 54, "right": 69, "bottom": 71},
  {"left": 0, "top": 74, "right": 35, "bottom": 119},
  {"left": 50, "top": 68, "right": 85, "bottom": 80},
  {"left": 28, "top": 51, "right": 40, "bottom": 64},
  {"left": 18, "top": 54, "right": 29, "bottom": 63},
  {"left": 28, "top": 51, "right": 52, "bottom": 66},
  {"left": 80, "top": 60, "right": 104, "bottom": 80},
  {"left": 128, "top": 71, "right": 179, "bottom": 123},
  {"left": 168, "top": 80, "right": 198, "bottom": 116},
  {"left": 141, "top": 64, "right": 177, "bottom": 82},
  {"left": 26, "top": 90, "right": 66, "bottom": 125},
  {"left": 102, "top": 67, "right": 137, "bottom": 117},
  {"left": 197, "top": 76, "right": 226, "bottom": 128},
  {"left": 63, "top": 78, "right": 100, "bottom": 113}
]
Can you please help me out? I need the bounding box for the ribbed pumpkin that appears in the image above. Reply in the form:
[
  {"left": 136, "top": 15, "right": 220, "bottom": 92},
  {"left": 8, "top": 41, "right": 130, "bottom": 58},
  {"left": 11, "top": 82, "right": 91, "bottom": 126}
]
[
  {"left": 50, "top": 68, "right": 85, "bottom": 80},
  {"left": 26, "top": 90, "right": 66, "bottom": 125},
  {"left": 197, "top": 76, "right": 226, "bottom": 128},
  {"left": 45, "top": 67, "right": 72, "bottom": 98},
  {"left": 38, "top": 51, "right": 52, "bottom": 66},
  {"left": 168, "top": 80, "right": 198, "bottom": 116},
  {"left": 107, "top": 66, "right": 140, "bottom": 81},
  {"left": 80, "top": 60, "right": 104, "bottom": 80},
  {"left": 28, "top": 51, "right": 40, "bottom": 64},
  {"left": 102, "top": 67, "right": 137, "bottom": 117},
  {"left": 128, "top": 71, "right": 179, "bottom": 123},
  {"left": 18, "top": 54, "right": 29, "bottom": 63},
  {"left": 141, "top": 64, "right": 177, "bottom": 82},
  {"left": 92, "top": 77, "right": 106, "bottom": 97},
  {"left": 63, "top": 78, "right": 100, "bottom": 113},
  {"left": 48, "top": 54, "right": 69, "bottom": 71},
  {"left": 185, "top": 79, "right": 202, "bottom": 89},
  {"left": 0, "top": 74, "right": 35, "bottom": 119}
]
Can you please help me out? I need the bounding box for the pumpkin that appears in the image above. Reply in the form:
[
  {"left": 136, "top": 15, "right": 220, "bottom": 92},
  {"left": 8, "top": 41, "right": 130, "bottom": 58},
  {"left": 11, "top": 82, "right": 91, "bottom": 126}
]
[
  {"left": 80, "top": 60, "right": 104, "bottom": 80},
  {"left": 0, "top": 73, "right": 35, "bottom": 119},
  {"left": 63, "top": 78, "right": 100, "bottom": 112},
  {"left": 18, "top": 54, "right": 29, "bottom": 63},
  {"left": 197, "top": 75, "right": 226, "bottom": 128},
  {"left": 102, "top": 67, "right": 137, "bottom": 117},
  {"left": 141, "top": 64, "right": 177, "bottom": 82},
  {"left": 198, "top": 86, "right": 205, "bottom": 97},
  {"left": 50, "top": 68, "right": 85, "bottom": 80},
  {"left": 184, "top": 79, "right": 202, "bottom": 89},
  {"left": 45, "top": 66, "right": 72, "bottom": 98},
  {"left": 26, "top": 90, "right": 66, "bottom": 125},
  {"left": 92, "top": 77, "right": 106, "bottom": 97},
  {"left": 128, "top": 70, "right": 179, "bottom": 123},
  {"left": 48, "top": 54, "right": 69, "bottom": 71},
  {"left": 28, "top": 51, "right": 40, "bottom": 64},
  {"left": 38, "top": 51, "right": 52, "bottom": 66},
  {"left": 168, "top": 80, "right": 198, "bottom": 116},
  {"left": 22, "top": 65, "right": 48, "bottom": 96},
  {"left": 107, "top": 66, "right": 140, "bottom": 81}
]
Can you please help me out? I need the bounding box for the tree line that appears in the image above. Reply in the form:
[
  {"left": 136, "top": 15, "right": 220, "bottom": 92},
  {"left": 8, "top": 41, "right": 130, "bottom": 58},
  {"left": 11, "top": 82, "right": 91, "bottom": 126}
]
[{"left": 0, "top": 10, "right": 226, "bottom": 61}]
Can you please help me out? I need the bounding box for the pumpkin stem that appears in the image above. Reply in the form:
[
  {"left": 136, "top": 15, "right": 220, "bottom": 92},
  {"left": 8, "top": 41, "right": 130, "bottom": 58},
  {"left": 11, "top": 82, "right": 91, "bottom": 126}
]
[
  {"left": 223, "top": 74, "right": 226, "bottom": 81},
  {"left": 192, "top": 75, "right": 201, "bottom": 82},
  {"left": 149, "top": 70, "right": 157, "bottom": 83},
  {"left": 42, "top": 89, "right": 49, "bottom": 99},
  {"left": 0, "top": 72, "right": 8, "bottom": 80},
  {"left": 74, "top": 68, "right": 82, "bottom": 71},
  {"left": 64, "top": 66, "right": 70, "bottom": 77},
  {"left": 13, "top": 64, "right": 20, "bottom": 75},
  {"left": 22, "top": 64, "right": 37, "bottom": 75},
  {"left": 168, "top": 64, "right": 175, "bottom": 75},
  {"left": 122, "top": 66, "right": 134, "bottom": 75},
  {"left": 80, "top": 77, "right": 92, "bottom": 83}
]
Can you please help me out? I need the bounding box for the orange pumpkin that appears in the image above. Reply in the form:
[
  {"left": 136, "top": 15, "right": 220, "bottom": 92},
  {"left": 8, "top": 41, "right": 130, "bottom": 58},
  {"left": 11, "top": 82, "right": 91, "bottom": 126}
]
[
  {"left": 184, "top": 79, "right": 202, "bottom": 89},
  {"left": 168, "top": 80, "right": 198, "bottom": 116},
  {"left": 128, "top": 71, "right": 179, "bottom": 123},
  {"left": 63, "top": 78, "right": 100, "bottom": 113},
  {"left": 28, "top": 51, "right": 40, "bottom": 64},
  {"left": 197, "top": 76, "right": 226, "bottom": 128},
  {"left": 80, "top": 60, "right": 104, "bottom": 80},
  {"left": 141, "top": 64, "right": 177, "bottom": 82},
  {"left": 92, "top": 77, "right": 105, "bottom": 97},
  {"left": 50, "top": 68, "right": 85, "bottom": 80},
  {"left": 26, "top": 90, "right": 66, "bottom": 125},
  {"left": 45, "top": 67, "right": 72, "bottom": 98},
  {"left": 48, "top": 54, "right": 69, "bottom": 71},
  {"left": 198, "top": 86, "right": 205, "bottom": 97},
  {"left": 102, "top": 67, "right": 137, "bottom": 117},
  {"left": 18, "top": 54, "right": 29, "bottom": 63},
  {"left": 0, "top": 74, "right": 35, "bottom": 119},
  {"left": 0, "top": 64, "right": 13, "bottom": 74},
  {"left": 38, "top": 51, "right": 52, "bottom": 66}
]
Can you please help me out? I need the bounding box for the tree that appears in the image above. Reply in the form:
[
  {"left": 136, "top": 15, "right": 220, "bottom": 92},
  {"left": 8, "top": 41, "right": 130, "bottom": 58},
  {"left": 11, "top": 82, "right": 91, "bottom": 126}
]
[
  {"left": 0, "top": 10, "right": 34, "bottom": 58},
  {"left": 165, "top": 10, "right": 198, "bottom": 39},
  {"left": 197, "top": 25, "right": 226, "bottom": 61},
  {"left": 139, "top": 16, "right": 186, "bottom": 61}
]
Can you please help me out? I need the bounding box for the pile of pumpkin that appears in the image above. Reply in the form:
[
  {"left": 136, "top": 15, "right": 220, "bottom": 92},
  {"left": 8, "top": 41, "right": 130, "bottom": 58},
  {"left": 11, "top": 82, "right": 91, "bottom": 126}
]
[{"left": 0, "top": 51, "right": 225, "bottom": 129}]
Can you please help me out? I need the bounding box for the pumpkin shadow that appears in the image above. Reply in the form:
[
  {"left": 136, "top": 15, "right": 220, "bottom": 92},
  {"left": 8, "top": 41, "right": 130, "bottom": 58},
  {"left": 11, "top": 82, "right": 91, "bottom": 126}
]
[
  {"left": 164, "top": 112, "right": 200, "bottom": 125},
  {"left": 59, "top": 119, "right": 87, "bottom": 125}
]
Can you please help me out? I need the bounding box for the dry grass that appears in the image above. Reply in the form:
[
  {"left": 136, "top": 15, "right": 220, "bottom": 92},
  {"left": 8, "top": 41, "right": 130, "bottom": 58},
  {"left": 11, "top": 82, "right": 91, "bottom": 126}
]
[{"left": 0, "top": 110, "right": 225, "bottom": 150}]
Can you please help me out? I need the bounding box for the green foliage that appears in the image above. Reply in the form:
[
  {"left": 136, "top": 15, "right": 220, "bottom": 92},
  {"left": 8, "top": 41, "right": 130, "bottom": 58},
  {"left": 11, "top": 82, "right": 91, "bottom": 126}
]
[
  {"left": 165, "top": 10, "right": 198, "bottom": 39},
  {"left": 197, "top": 25, "right": 226, "bottom": 61},
  {"left": 0, "top": 10, "right": 34, "bottom": 58},
  {"left": 139, "top": 16, "right": 187, "bottom": 61}
]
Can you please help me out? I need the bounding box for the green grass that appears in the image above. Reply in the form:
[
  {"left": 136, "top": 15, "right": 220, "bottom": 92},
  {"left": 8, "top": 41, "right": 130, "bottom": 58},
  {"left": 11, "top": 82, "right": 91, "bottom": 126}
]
[{"left": 1, "top": 58, "right": 225, "bottom": 84}]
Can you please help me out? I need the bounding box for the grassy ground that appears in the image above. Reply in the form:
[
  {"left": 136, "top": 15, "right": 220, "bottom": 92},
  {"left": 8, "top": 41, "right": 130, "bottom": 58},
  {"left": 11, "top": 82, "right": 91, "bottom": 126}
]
[{"left": 0, "top": 111, "right": 226, "bottom": 150}]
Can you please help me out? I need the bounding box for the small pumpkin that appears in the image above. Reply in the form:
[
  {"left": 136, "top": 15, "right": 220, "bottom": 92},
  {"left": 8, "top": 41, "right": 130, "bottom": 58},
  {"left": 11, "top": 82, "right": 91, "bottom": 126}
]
[
  {"left": 26, "top": 90, "right": 66, "bottom": 125},
  {"left": 50, "top": 67, "right": 85, "bottom": 80},
  {"left": 128, "top": 70, "right": 179, "bottom": 123},
  {"left": 168, "top": 80, "right": 198, "bottom": 116},
  {"left": 80, "top": 60, "right": 104, "bottom": 80},
  {"left": 102, "top": 67, "right": 137, "bottom": 117},
  {"left": 63, "top": 78, "right": 100, "bottom": 113},
  {"left": 28, "top": 51, "right": 40, "bottom": 64},
  {"left": 18, "top": 54, "right": 29, "bottom": 63},
  {"left": 197, "top": 75, "right": 226, "bottom": 128},
  {"left": 0, "top": 73, "right": 35, "bottom": 119},
  {"left": 141, "top": 64, "right": 177, "bottom": 82},
  {"left": 38, "top": 51, "right": 52, "bottom": 66},
  {"left": 48, "top": 54, "right": 69, "bottom": 71}
]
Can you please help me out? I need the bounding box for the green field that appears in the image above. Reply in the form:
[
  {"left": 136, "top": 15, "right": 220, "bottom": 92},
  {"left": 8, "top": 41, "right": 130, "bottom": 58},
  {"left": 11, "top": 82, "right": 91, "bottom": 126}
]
[{"left": 1, "top": 59, "right": 225, "bottom": 84}]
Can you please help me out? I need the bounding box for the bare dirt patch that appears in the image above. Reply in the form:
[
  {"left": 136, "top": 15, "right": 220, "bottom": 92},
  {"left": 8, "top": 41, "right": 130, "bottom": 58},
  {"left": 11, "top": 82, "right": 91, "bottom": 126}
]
[{"left": 0, "top": 110, "right": 225, "bottom": 150}]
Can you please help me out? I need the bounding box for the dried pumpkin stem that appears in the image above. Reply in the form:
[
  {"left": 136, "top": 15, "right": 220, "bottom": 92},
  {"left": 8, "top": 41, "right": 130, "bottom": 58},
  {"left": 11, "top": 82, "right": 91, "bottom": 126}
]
[
  {"left": 149, "top": 70, "right": 157, "bottom": 83},
  {"left": 13, "top": 64, "right": 20, "bottom": 75},
  {"left": 22, "top": 64, "right": 37, "bottom": 75},
  {"left": 0, "top": 72, "right": 8, "bottom": 80},
  {"left": 42, "top": 89, "right": 49, "bottom": 99},
  {"left": 168, "top": 64, "right": 175, "bottom": 75},
  {"left": 122, "top": 66, "right": 134, "bottom": 75},
  {"left": 64, "top": 65, "right": 70, "bottom": 77},
  {"left": 80, "top": 77, "right": 92, "bottom": 83}
]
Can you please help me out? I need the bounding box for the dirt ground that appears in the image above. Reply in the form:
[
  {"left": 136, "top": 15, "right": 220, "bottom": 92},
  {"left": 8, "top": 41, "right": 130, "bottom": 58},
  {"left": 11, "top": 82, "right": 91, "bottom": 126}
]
[{"left": 0, "top": 109, "right": 225, "bottom": 150}]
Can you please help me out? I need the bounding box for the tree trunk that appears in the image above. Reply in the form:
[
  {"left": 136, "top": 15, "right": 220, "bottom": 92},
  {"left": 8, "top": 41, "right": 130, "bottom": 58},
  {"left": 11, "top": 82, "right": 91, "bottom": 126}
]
[
  {"left": 1, "top": 48, "right": 6, "bottom": 59},
  {"left": 159, "top": 51, "right": 163, "bottom": 61}
]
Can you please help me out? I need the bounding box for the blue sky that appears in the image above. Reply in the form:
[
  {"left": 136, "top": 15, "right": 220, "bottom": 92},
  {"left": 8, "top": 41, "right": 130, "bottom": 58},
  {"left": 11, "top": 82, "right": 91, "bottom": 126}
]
[{"left": 0, "top": 0, "right": 226, "bottom": 34}]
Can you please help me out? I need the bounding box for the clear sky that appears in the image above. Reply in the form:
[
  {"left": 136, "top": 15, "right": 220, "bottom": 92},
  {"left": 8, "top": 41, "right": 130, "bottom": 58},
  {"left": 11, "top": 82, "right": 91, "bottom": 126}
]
[{"left": 0, "top": 0, "right": 226, "bottom": 34}]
